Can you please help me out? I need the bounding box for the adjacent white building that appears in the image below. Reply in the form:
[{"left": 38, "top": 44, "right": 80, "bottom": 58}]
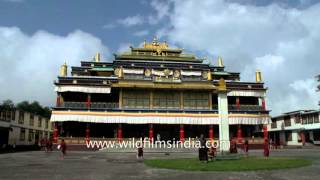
[
  {"left": 0, "top": 109, "right": 53, "bottom": 147},
  {"left": 268, "top": 110, "right": 320, "bottom": 146}
]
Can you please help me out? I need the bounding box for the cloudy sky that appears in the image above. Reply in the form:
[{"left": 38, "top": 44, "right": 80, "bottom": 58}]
[{"left": 0, "top": 0, "right": 319, "bottom": 115}]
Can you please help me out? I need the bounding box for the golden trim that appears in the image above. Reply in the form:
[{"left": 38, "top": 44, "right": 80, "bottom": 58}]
[{"left": 113, "top": 81, "right": 216, "bottom": 90}]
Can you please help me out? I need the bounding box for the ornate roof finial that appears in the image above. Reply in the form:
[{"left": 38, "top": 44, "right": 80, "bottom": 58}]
[
  {"left": 95, "top": 52, "right": 100, "bottom": 62},
  {"left": 152, "top": 36, "right": 158, "bottom": 45},
  {"left": 218, "top": 56, "right": 224, "bottom": 67},
  {"left": 256, "top": 69, "right": 262, "bottom": 82},
  {"left": 59, "top": 61, "right": 68, "bottom": 77},
  {"left": 143, "top": 39, "right": 147, "bottom": 48},
  {"left": 218, "top": 78, "right": 227, "bottom": 91}
]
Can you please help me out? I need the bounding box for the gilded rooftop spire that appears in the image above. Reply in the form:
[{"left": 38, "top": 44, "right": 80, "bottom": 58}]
[
  {"left": 59, "top": 61, "right": 68, "bottom": 77},
  {"left": 256, "top": 69, "right": 262, "bottom": 82},
  {"left": 218, "top": 56, "right": 224, "bottom": 67},
  {"left": 143, "top": 36, "right": 168, "bottom": 49}
]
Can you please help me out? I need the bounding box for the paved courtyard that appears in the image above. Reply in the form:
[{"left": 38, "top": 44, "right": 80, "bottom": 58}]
[{"left": 0, "top": 148, "right": 320, "bottom": 180}]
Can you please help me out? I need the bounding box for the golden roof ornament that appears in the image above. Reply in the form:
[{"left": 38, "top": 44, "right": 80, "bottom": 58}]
[
  {"left": 207, "top": 70, "right": 212, "bottom": 81},
  {"left": 114, "top": 67, "right": 124, "bottom": 78},
  {"left": 256, "top": 69, "right": 262, "bottom": 82},
  {"left": 59, "top": 61, "right": 68, "bottom": 77},
  {"left": 95, "top": 52, "right": 101, "bottom": 62},
  {"left": 144, "top": 69, "right": 151, "bottom": 77},
  {"left": 218, "top": 56, "right": 224, "bottom": 67},
  {"left": 118, "top": 67, "right": 124, "bottom": 78},
  {"left": 218, "top": 78, "right": 227, "bottom": 91},
  {"left": 173, "top": 70, "right": 181, "bottom": 79},
  {"left": 143, "top": 36, "right": 168, "bottom": 50}
]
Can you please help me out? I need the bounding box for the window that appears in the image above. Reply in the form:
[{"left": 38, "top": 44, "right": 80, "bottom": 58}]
[
  {"left": 285, "top": 131, "right": 292, "bottom": 141},
  {"left": 302, "top": 115, "right": 307, "bottom": 124},
  {"left": 28, "top": 130, "right": 34, "bottom": 142},
  {"left": 38, "top": 117, "right": 42, "bottom": 128},
  {"left": 11, "top": 110, "right": 15, "bottom": 121},
  {"left": 183, "top": 92, "right": 209, "bottom": 110},
  {"left": 284, "top": 116, "right": 291, "bottom": 127},
  {"left": 45, "top": 119, "right": 49, "bottom": 129},
  {"left": 294, "top": 115, "right": 301, "bottom": 124},
  {"left": 308, "top": 115, "right": 314, "bottom": 124},
  {"left": 18, "top": 111, "right": 24, "bottom": 124},
  {"left": 122, "top": 90, "right": 150, "bottom": 109},
  {"left": 314, "top": 114, "right": 319, "bottom": 123},
  {"left": 0, "top": 110, "right": 12, "bottom": 122},
  {"left": 153, "top": 91, "right": 180, "bottom": 109},
  {"left": 6, "top": 111, "right": 11, "bottom": 120},
  {"left": 29, "top": 114, "right": 34, "bottom": 126},
  {"left": 20, "top": 128, "right": 25, "bottom": 141}
]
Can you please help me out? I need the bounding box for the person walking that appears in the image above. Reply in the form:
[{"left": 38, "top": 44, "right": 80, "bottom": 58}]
[
  {"left": 60, "top": 139, "right": 67, "bottom": 160},
  {"left": 243, "top": 139, "right": 249, "bottom": 158},
  {"left": 263, "top": 139, "right": 270, "bottom": 159},
  {"left": 198, "top": 134, "right": 208, "bottom": 162},
  {"left": 137, "top": 142, "right": 143, "bottom": 160}
]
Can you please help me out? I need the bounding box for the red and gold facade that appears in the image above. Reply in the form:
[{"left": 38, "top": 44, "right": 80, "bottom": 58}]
[{"left": 51, "top": 37, "right": 271, "bottom": 150}]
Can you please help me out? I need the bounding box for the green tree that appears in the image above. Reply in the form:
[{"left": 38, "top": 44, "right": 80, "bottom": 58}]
[{"left": 1, "top": 99, "right": 15, "bottom": 110}]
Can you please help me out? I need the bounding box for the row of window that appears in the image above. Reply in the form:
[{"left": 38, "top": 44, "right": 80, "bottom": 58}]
[
  {"left": 0, "top": 110, "right": 50, "bottom": 129},
  {"left": 0, "top": 110, "right": 15, "bottom": 121},
  {"left": 272, "top": 114, "right": 320, "bottom": 128},
  {"left": 19, "top": 128, "right": 50, "bottom": 142},
  {"left": 18, "top": 112, "right": 49, "bottom": 128},
  {"left": 302, "top": 114, "right": 320, "bottom": 124},
  {"left": 122, "top": 91, "right": 210, "bottom": 109}
]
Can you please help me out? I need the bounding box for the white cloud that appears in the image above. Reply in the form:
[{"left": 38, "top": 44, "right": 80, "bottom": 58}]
[
  {"left": 117, "top": 15, "right": 144, "bottom": 27},
  {"left": 0, "top": 27, "right": 110, "bottom": 106},
  {"left": 133, "top": 30, "right": 149, "bottom": 37},
  {"left": 155, "top": 0, "right": 320, "bottom": 115},
  {"left": 102, "top": 15, "right": 145, "bottom": 29},
  {"left": 148, "top": 0, "right": 172, "bottom": 25}
]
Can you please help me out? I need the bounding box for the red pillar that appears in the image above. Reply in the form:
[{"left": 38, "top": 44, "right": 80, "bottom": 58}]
[
  {"left": 53, "top": 123, "right": 58, "bottom": 143},
  {"left": 262, "top": 98, "right": 266, "bottom": 111},
  {"left": 263, "top": 125, "right": 268, "bottom": 140},
  {"left": 86, "top": 94, "right": 91, "bottom": 109},
  {"left": 209, "top": 125, "right": 214, "bottom": 141},
  {"left": 56, "top": 94, "right": 61, "bottom": 107},
  {"left": 85, "top": 124, "right": 90, "bottom": 143},
  {"left": 237, "top": 125, "right": 243, "bottom": 143},
  {"left": 117, "top": 124, "right": 122, "bottom": 143},
  {"left": 179, "top": 125, "right": 184, "bottom": 143},
  {"left": 236, "top": 97, "right": 240, "bottom": 110},
  {"left": 149, "top": 124, "right": 154, "bottom": 143}
]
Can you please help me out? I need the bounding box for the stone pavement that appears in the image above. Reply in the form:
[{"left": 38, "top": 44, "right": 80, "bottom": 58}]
[{"left": 0, "top": 149, "right": 320, "bottom": 180}]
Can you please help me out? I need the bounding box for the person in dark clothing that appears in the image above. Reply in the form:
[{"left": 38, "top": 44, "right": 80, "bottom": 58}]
[
  {"left": 243, "top": 139, "right": 249, "bottom": 157},
  {"left": 198, "top": 134, "right": 208, "bottom": 162},
  {"left": 137, "top": 142, "right": 143, "bottom": 160},
  {"left": 263, "top": 139, "right": 270, "bottom": 159},
  {"left": 60, "top": 139, "right": 67, "bottom": 159},
  {"left": 230, "top": 139, "right": 238, "bottom": 154}
]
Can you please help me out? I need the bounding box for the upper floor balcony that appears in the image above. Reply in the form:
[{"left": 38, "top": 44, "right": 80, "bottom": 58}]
[
  {"left": 228, "top": 104, "right": 266, "bottom": 113},
  {"left": 54, "top": 101, "right": 268, "bottom": 115}
]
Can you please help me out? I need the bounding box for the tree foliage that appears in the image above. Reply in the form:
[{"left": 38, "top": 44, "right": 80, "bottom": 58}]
[{"left": 1, "top": 99, "right": 51, "bottom": 118}]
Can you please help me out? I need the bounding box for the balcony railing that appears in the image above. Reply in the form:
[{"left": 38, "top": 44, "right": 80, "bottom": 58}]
[
  {"left": 228, "top": 105, "right": 264, "bottom": 111},
  {"left": 60, "top": 102, "right": 119, "bottom": 109}
]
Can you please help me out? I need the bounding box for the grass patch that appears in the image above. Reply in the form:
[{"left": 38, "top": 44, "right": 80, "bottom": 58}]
[{"left": 144, "top": 157, "right": 312, "bottom": 171}]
